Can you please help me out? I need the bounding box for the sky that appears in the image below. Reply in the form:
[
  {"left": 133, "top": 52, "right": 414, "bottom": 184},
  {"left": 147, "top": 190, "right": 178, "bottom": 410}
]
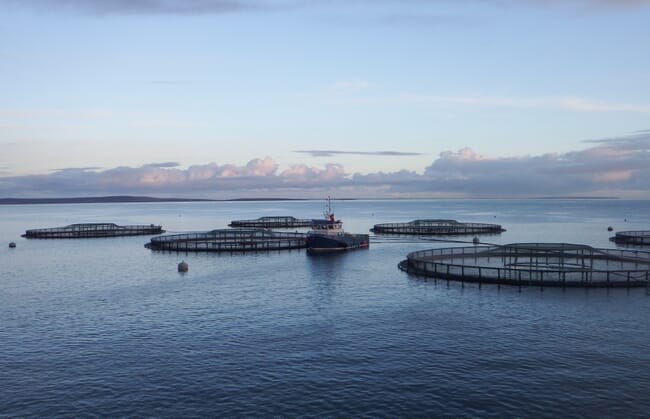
[{"left": 1, "top": 0, "right": 650, "bottom": 199}]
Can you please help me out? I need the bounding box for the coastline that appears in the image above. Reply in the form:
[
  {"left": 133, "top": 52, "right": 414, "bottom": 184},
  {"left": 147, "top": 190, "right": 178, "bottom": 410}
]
[{"left": 0, "top": 195, "right": 622, "bottom": 205}]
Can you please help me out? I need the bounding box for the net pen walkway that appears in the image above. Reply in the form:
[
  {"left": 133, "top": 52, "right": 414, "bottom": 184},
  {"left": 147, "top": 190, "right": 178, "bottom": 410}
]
[
  {"left": 146, "top": 228, "right": 307, "bottom": 252},
  {"left": 228, "top": 216, "right": 312, "bottom": 228},
  {"left": 610, "top": 230, "right": 650, "bottom": 246},
  {"left": 23, "top": 223, "right": 164, "bottom": 238},
  {"left": 399, "top": 243, "right": 650, "bottom": 288},
  {"left": 371, "top": 219, "right": 505, "bottom": 236}
]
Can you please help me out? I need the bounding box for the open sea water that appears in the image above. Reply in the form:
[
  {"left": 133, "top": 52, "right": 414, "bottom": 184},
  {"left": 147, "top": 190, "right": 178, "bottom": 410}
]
[{"left": 1, "top": 199, "right": 650, "bottom": 417}]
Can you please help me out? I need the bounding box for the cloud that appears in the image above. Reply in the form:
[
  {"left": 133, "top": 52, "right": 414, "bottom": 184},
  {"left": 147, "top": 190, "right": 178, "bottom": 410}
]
[
  {"left": 7, "top": 0, "right": 264, "bottom": 15},
  {"left": 309, "top": 82, "right": 650, "bottom": 115},
  {"left": 52, "top": 167, "right": 103, "bottom": 172},
  {"left": 0, "top": 157, "right": 349, "bottom": 198},
  {"left": 143, "top": 162, "right": 181, "bottom": 169},
  {"left": 414, "top": 132, "right": 650, "bottom": 196},
  {"left": 295, "top": 150, "right": 424, "bottom": 157},
  {"left": 334, "top": 92, "right": 650, "bottom": 115},
  {"left": 280, "top": 163, "right": 345, "bottom": 182},
  {"left": 7, "top": 0, "right": 649, "bottom": 16},
  {"left": 583, "top": 130, "right": 650, "bottom": 148},
  {"left": 0, "top": 108, "right": 113, "bottom": 120},
  {"left": 2, "top": 131, "right": 650, "bottom": 198}
]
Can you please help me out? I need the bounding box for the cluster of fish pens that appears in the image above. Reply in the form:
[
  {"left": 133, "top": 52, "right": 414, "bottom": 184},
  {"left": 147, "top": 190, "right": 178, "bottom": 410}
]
[
  {"left": 399, "top": 243, "right": 650, "bottom": 288},
  {"left": 13, "top": 211, "right": 650, "bottom": 289}
]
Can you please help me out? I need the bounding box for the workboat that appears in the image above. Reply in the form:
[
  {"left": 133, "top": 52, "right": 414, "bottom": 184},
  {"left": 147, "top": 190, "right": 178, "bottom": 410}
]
[{"left": 306, "top": 198, "right": 369, "bottom": 253}]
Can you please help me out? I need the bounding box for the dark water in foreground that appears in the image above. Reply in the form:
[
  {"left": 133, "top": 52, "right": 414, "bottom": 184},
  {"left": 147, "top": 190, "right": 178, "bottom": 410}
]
[{"left": 1, "top": 199, "right": 650, "bottom": 417}]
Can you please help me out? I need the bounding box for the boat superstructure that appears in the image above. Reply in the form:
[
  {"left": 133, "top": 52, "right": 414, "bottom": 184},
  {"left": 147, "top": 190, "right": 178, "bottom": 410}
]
[{"left": 306, "top": 198, "right": 369, "bottom": 253}]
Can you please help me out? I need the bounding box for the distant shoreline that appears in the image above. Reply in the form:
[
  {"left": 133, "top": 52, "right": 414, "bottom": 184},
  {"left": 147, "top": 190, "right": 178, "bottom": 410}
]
[
  {"left": 0, "top": 196, "right": 308, "bottom": 205},
  {"left": 0, "top": 196, "right": 208, "bottom": 205},
  {"left": 0, "top": 195, "right": 622, "bottom": 205}
]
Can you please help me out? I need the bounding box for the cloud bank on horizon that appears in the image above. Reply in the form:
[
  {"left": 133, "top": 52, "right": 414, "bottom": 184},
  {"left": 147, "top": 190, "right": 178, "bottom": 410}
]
[{"left": 2, "top": 132, "right": 649, "bottom": 199}]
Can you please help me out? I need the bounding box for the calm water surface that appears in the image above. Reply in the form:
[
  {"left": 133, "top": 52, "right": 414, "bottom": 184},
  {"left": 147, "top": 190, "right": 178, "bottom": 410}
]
[{"left": 1, "top": 199, "right": 650, "bottom": 417}]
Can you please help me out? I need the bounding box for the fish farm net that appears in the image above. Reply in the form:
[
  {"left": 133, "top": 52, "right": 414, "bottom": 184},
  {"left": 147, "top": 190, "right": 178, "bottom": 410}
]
[
  {"left": 228, "top": 216, "right": 312, "bottom": 228},
  {"left": 399, "top": 243, "right": 650, "bottom": 287},
  {"left": 23, "top": 223, "right": 164, "bottom": 238},
  {"left": 146, "top": 228, "right": 307, "bottom": 252},
  {"left": 371, "top": 219, "right": 504, "bottom": 235},
  {"left": 610, "top": 231, "right": 650, "bottom": 246}
]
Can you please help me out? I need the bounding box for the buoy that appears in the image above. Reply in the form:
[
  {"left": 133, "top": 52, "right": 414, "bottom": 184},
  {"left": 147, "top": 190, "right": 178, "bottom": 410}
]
[
  {"left": 472, "top": 237, "right": 480, "bottom": 245},
  {"left": 178, "top": 261, "right": 188, "bottom": 272},
  {"left": 607, "top": 226, "right": 613, "bottom": 232},
  {"left": 9, "top": 242, "right": 16, "bottom": 248}
]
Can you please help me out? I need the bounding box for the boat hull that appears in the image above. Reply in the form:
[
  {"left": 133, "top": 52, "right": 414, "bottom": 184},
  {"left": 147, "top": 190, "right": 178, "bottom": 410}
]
[{"left": 306, "top": 233, "right": 369, "bottom": 253}]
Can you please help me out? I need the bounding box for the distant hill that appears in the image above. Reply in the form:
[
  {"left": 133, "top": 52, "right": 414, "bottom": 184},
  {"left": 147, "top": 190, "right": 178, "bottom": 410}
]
[
  {"left": 0, "top": 196, "right": 216, "bottom": 205},
  {"left": 0, "top": 196, "right": 316, "bottom": 205}
]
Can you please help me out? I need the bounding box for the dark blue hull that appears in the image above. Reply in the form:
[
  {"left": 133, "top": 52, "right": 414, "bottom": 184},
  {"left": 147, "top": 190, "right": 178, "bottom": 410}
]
[{"left": 306, "top": 233, "right": 369, "bottom": 253}]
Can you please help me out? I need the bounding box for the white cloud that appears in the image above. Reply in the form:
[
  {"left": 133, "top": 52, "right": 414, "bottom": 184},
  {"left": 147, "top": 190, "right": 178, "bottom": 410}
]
[
  {"left": 8, "top": 0, "right": 650, "bottom": 15},
  {"left": 330, "top": 92, "right": 650, "bottom": 114}
]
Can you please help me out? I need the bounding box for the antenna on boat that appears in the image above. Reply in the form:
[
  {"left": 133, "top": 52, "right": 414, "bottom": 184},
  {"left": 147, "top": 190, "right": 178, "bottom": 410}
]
[{"left": 324, "top": 196, "right": 335, "bottom": 221}]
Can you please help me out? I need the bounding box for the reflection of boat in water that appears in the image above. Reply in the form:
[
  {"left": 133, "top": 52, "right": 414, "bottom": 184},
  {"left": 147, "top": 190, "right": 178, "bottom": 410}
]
[{"left": 306, "top": 198, "right": 369, "bottom": 253}]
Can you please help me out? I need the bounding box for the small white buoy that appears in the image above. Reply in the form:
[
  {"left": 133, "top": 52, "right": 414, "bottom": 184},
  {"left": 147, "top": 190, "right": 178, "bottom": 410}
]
[
  {"left": 9, "top": 242, "right": 16, "bottom": 248},
  {"left": 607, "top": 226, "right": 613, "bottom": 232},
  {"left": 472, "top": 237, "right": 480, "bottom": 245},
  {"left": 178, "top": 261, "right": 188, "bottom": 272}
]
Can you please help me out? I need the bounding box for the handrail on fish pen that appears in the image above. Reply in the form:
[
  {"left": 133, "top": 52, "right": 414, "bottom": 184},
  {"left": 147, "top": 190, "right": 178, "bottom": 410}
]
[
  {"left": 23, "top": 223, "right": 164, "bottom": 238},
  {"left": 228, "top": 216, "right": 312, "bottom": 228},
  {"left": 610, "top": 230, "right": 650, "bottom": 246},
  {"left": 399, "top": 243, "right": 650, "bottom": 288},
  {"left": 371, "top": 219, "right": 505, "bottom": 235},
  {"left": 146, "top": 228, "right": 307, "bottom": 252}
]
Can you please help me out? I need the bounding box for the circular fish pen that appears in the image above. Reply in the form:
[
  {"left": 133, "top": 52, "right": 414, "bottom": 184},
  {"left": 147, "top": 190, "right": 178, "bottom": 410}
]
[
  {"left": 371, "top": 219, "right": 505, "bottom": 235},
  {"left": 23, "top": 223, "right": 164, "bottom": 238},
  {"left": 399, "top": 243, "right": 650, "bottom": 287},
  {"left": 610, "top": 231, "right": 650, "bottom": 246},
  {"left": 145, "top": 228, "right": 307, "bottom": 252},
  {"left": 228, "top": 216, "right": 311, "bottom": 228}
]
